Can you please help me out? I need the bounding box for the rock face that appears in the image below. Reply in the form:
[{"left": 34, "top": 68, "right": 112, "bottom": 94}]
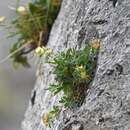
[{"left": 22, "top": 0, "right": 130, "bottom": 130}]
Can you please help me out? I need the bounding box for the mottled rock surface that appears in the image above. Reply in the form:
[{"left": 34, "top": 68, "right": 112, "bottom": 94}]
[{"left": 22, "top": 0, "right": 130, "bottom": 129}]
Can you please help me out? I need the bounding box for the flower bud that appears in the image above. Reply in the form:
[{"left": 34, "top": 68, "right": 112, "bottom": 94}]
[
  {"left": 91, "top": 39, "right": 100, "bottom": 49},
  {"left": 0, "top": 16, "right": 5, "bottom": 23},
  {"left": 35, "top": 47, "right": 45, "bottom": 56},
  {"left": 41, "top": 113, "right": 50, "bottom": 127},
  {"left": 17, "top": 6, "right": 27, "bottom": 15}
]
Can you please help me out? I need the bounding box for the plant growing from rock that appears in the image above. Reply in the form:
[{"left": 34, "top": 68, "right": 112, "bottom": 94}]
[
  {"left": 41, "top": 39, "right": 100, "bottom": 127},
  {"left": 49, "top": 40, "right": 100, "bottom": 107},
  {"left": 1, "top": 0, "right": 61, "bottom": 68}
]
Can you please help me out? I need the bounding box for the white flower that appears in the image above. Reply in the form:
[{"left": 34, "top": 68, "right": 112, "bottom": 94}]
[
  {"left": 35, "top": 47, "right": 45, "bottom": 56},
  {"left": 35, "top": 47, "right": 53, "bottom": 57},
  {"left": 0, "top": 16, "right": 5, "bottom": 23},
  {"left": 17, "top": 6, "right": 26, "bottom": 15}
]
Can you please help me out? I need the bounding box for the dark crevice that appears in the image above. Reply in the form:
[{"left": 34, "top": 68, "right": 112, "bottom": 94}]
[
  {"left": 78, "top": 27, "right": 87, "bottom": 47},
  {"left": 98, "top": 0, "right": 118, "bottom": 7},
  {"left": 97, "top": 89, "right": 105, "bottom": 97},
  {"left": 109, "top": 0, "right": 118, "bottom": 7},
  {"left": 31, "top": 90, "right": 36, "bottom": 106},
  {"left": 114, "top": 63, "right": 123, "bottom": 75},
  {"left": 106, "top": 69, "right": 115, "bottom": 76},
  {"left": 99, "top": 117, "right": 105, "bottom": 123},
  {"left": 90, "top": 20, "right": 108, "bottom": 25},
  {"left": 105, "top": 63, "right": 123, "bottom": 78}
]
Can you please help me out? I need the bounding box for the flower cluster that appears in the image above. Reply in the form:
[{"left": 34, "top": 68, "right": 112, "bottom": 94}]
[
  {"left": 75, "top": 65, "right": 90, "bottom": 80},
  {"left": 35, "top": 46, "right": 53, "bottom": 57}
]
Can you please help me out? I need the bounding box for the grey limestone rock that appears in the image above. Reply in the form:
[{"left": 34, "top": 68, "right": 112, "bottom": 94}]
[{"left": 22, "top": 0, "right": 130, "bottom": 129}]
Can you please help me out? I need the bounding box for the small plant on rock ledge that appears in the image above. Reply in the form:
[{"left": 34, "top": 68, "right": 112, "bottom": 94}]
[{"left": 41, "top": 39, "right": 100, "bottom": 127}]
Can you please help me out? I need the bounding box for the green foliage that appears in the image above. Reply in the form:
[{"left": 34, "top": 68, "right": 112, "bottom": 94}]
[
  {"left": 48, "top": 105, "right": 60, "bottom": 126},
  {"left": 48, "top": 42, "right": 100, "bottom": 108},
  {"left": 40, "top": 39, "right": 100, "bottom": 128},
  {"left": 9, "top": 0, "right": 61, "bottom": 68},
  {"left": 42, "top": 40, "right": 100, "bottom": 128}
]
